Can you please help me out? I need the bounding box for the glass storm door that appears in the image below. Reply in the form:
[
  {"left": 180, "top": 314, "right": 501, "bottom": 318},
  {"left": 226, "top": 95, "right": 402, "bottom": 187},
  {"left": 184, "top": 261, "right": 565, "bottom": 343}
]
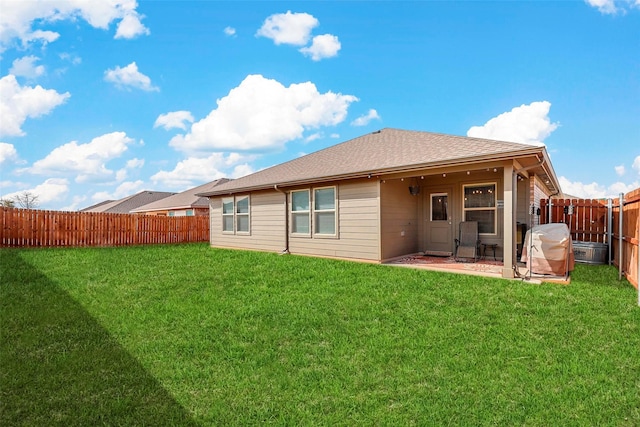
[{"left": 426, "top": 190, "right": 453, "bottom": 253}]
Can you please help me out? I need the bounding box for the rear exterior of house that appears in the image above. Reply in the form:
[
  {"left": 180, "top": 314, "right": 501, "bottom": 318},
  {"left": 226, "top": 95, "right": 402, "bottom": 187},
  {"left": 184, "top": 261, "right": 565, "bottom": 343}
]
[{"left": 201, "top": 129, "right": 560, "bottom": 279}]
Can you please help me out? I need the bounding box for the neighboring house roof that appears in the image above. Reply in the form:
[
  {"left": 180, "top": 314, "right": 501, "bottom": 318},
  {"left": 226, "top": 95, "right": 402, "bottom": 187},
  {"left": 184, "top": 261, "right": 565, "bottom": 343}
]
[
  {"left": 131, "top": 179, "right": 231, "bottom": 213},
  {"left": 81, "top": 191, "right": 176, "bottom": 213},
  {"left": 199, "top": 128, "right": 560, "bottom": 197},
  {"left": 80, "top": 199, "right": 114, "bottom": 211}
]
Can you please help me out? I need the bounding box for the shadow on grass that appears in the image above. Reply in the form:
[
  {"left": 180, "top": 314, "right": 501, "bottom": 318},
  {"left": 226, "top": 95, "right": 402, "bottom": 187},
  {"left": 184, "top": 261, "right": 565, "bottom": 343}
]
[{"left": 0, "top": 250, "right": 198, "bottom": 427}]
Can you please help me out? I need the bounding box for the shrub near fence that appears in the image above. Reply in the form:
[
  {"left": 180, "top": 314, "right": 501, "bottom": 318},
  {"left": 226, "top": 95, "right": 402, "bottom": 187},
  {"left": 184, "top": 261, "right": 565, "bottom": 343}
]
[{"left": 0, "top": 207, "right": 210, "bottom": 247}]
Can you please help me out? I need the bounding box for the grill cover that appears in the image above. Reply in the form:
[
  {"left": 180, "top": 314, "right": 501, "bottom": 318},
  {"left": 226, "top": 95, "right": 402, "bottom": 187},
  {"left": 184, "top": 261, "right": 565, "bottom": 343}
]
[{"left": 521, "top": 223, "right": 575, "bottom": 276}]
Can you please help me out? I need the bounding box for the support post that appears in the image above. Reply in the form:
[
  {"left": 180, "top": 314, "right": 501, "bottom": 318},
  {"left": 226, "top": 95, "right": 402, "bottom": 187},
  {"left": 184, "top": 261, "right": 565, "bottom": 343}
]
[{"left": 503, "top": 164, "right": 515, "bottom": 279}]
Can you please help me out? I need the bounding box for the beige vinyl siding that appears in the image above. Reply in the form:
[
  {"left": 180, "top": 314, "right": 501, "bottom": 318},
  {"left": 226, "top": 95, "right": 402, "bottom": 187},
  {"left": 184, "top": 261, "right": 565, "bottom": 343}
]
[
  {"left": 289, "top": 180, "right": 380, "bottom": 261},
  {"left": 210, "top": 191, "right": 286, "bottom": 252},
  {"left": 380, "top": 179, "right": 419, "bottom": 260},
  {"left": 516, "top": 177, "right": 530, "bottom": 226},
  {"left": 533, "top": 175, "right": 551, "bottom": 226}
]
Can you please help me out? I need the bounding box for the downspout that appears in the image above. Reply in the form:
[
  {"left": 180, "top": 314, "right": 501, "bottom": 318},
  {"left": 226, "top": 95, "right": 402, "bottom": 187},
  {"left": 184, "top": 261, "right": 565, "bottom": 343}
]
[{"left": 274, "top": 185, "right": 290, "bottom": 254}]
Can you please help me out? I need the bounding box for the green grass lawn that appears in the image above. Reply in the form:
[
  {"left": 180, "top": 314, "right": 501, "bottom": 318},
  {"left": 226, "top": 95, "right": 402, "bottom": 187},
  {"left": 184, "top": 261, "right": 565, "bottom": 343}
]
[{"left": 1, "top": 244, "right": 639, "bottom": 426}]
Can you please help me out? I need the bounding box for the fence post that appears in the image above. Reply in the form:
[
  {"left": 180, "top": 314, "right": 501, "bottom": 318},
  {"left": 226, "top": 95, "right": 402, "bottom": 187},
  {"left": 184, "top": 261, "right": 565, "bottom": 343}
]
[
  {"left": 607, "top": 198, "right": 612, "bottom": 265},
  {"left": 619, "top": 193, "right": 623, "bottom": 281}
]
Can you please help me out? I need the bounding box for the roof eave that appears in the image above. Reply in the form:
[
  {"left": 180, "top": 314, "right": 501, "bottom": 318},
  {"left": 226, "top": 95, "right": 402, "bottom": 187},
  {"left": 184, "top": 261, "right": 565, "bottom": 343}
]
[{"left": 199, "top": 146, "right": 548, "bottom": 197}]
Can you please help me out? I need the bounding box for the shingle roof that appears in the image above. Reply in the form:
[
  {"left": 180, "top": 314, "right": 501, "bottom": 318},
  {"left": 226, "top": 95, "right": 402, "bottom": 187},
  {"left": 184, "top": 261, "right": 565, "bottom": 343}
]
[
  {"left": 130, "top": 179, "right": 230, "bottom": 213},
  {"left": 199, "top": 128, "right": 552, "bottom": 196},
  {"left": 81, "top": 191, "right": 176, "bottom": 213}
]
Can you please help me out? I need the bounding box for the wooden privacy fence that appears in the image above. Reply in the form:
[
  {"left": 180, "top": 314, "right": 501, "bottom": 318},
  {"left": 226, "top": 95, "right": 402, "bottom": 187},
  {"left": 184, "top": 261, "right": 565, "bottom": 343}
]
[
  {"left": 1, "top": 207, "right": 210, "bottom": 248},
  {"left": 540, "top": 188, "right": 639, "bottom": 289}
]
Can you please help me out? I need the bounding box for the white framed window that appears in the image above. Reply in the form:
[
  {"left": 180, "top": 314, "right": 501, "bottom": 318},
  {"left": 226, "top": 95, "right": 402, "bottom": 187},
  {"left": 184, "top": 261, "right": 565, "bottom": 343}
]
[
  {"left": 289, "top": 186, "right": 338, "bottom": 238},
  {"left": 222, "top": 197, "right": 235, "bottom": 233},
  {"left": 221, "top": 195, "right": 250, "bottom": 234},
  {"left": 186, "top": 209, "right": 194, "bottom": 216},
  {"left": 291, "top": 190, "right": 310, "bottom": 235},
  {"left": 235, "top": 195, "right": 250, "bottom": 234},
  {"left": 314, "top": 187, "right": 336, "bottom": 236},
  {"left": 463, "top": 183, "right": 497, "bottom": 234}
]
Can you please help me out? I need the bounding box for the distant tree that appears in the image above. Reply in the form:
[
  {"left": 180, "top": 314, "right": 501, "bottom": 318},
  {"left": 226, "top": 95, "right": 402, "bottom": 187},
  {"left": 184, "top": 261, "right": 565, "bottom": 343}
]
[
  {"left": 0, "top": 198, "right": 15, "bottom": 208},
  {"left": 13, "top": 191, "right": 39, "bottom": 209}
]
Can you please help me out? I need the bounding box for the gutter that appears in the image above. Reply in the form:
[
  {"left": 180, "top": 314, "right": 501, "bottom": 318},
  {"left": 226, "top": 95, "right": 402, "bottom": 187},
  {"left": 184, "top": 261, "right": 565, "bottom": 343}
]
[{"left": 274, "top": 184, "right": 290, "bottom": 254}]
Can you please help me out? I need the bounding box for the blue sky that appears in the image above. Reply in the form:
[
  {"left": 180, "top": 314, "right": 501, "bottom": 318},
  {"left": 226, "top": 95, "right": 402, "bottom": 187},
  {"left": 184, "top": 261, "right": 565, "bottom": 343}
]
[{"left": 1, "top": 0, "right": 638, "bottom": 210}]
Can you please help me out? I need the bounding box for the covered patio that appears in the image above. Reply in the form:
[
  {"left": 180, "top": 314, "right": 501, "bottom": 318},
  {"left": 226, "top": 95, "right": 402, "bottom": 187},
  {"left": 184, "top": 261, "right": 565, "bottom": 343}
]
[{"left": 385, "top": 253, "right": 571, "bottom": 284}]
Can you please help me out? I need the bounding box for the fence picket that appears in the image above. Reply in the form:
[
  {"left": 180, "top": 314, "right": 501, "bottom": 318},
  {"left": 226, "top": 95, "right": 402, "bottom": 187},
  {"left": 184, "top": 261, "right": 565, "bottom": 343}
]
[{"left": 0, "top": 208, "right": 209, "bottom": 248}]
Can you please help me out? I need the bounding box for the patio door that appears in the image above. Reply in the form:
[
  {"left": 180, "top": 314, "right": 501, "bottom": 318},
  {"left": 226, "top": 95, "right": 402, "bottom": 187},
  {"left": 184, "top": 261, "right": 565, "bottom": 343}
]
[{"left": 425, "top": 189, "right": 453, "bottom": 254}]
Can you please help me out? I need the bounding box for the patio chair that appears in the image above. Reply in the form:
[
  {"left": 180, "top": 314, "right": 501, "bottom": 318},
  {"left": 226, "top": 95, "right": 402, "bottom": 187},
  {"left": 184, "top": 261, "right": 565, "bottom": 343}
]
[{"left": 454, "top": 221, "right": 481, "bottom": 262}]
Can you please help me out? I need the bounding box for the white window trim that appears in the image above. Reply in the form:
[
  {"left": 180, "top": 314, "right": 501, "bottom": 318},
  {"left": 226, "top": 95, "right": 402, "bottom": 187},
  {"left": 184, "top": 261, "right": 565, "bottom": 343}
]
[
  {"left": 462, "top": 182, "right": 497, "bottom": 236},
  {"left": 313, "top": 186, "right": 338, "bottom": 238},
  {"left": 290, "top": 189, "right": 311, "bottom": 237},
  {"left": 289, "top": 186, "right": 339, "bottom": 239},
  {"left": 221, "top": 197, "right": 235, "bottom": 234},
  {"left": 221, "top": 195, "right": 251, "bottom": 235},
  {"left": 235, "top": 195, "right": 250, "bottom": 235}
]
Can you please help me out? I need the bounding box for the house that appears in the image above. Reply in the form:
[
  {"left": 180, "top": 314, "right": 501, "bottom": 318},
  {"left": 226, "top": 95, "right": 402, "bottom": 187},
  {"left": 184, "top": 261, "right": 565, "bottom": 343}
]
[
  {"left": 131, "top": 179, "right": 230, "bottom": 216},
  {"left": 81, "top": 190, "right": 176, "bottom": 213},
  {"left": 198, "top": 128, "right": 561, "bottom": 279}
]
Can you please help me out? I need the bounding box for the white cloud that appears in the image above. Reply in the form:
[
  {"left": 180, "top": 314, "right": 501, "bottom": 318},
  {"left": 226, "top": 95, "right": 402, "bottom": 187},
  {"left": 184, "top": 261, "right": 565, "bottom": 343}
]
[
  {"left": 585, "top": 0, "right": 639, "bottom": 14},
  {"left": 633, "top": 155, "right": 640, "bottom": 175},
  {"left": 115, "top": 11, "right": 150, "bottom": 39},
  {"left": 59, "top": 52, "right": 82, "bottom": 65},
  {"left": 0, "top": 75, "right": 70, "bottom": 137},
  {"left": 614, "top": 164, "right": 625, "bottom": 176},
  {"left": 61, "top": 195, "right": 87, "bottom": 212},
  {"left": 467, "top": 101, "right": 559, "bottom": 146},
  {"left": 114, "top": 157, "right": 144, "bottom": 182},
  {"left": 304, "top": 133, "right": 322, "bottom": 142},
  {"left": 104, "top": 62, "right": 159, "bottom": 92},
  {"left": 91, "top": 180, "right": 145, "bottom": 202},
  {"left": 230, "top": 164, "right": 255, "bottom": 179},
  {"left": 9, "top": 56, "right": 45, "bottom": 79},
  {"left": 586, "top": 0, "right": 618, "bottom": 14},
  {"left": 257, "top": 11, "right": 318, "bottom": 46},
  {"left": 154, "top": 111, "right": 194, "bottom": 130},
  {"left": 0, "top": 0, "right": 150, "bottom": 52},
  {"left": 559, "top": 176, "right": 640, "bottom": 199},
  {"left": 28, "top": 132, "right": 136, "bottom": 183},
  {"left": 151, "top": 153, "right": 252, "bottom": 189},
  {"left": 2, "top": 178, "right": 69, "bottom": 205},
  {"left": 0, "top": 142, "right": 18, "bottom": 165},
  {"left": 300, "top": 34, "right": 341, "bottom": 61},
  {"left": 351, "top": 109, "right": 381, "bottom": 127},
  {"left": 169, "top": 74, "right": 358, "bottom": 154},
  {"left": 224, "top": 26, "right": 236, "bottom": 37},
  {"left": 126, "top": 158, "right": 145, "bottom": 169}
]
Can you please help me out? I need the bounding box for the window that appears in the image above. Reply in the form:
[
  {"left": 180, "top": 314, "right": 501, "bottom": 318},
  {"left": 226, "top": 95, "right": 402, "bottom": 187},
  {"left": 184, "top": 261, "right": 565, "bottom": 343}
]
[
  {"left": 291, "top": 190, "right": 310, "bottom": 235},
  {"left": 222, "top": 195, "right": 250, "bottom": 234},
  {"left": 289, "top": 186, "right": 337, "bottom": 237},
  {"left": 430, "top": 193, "right": 448, "bottom": 221},
  {"left": 186, "top": 209, "right": 194, "bottom": 216},
  {"left": 314, "top": 187, "right": 336, "bottom": 235},
  {"left": 463, "top": 183, "right": 496, "bottom": 234},
  {"left": 236, "top": 196, "right": 250, "bottom": 233},
  {"left": 222, "top": 198, "right": 234, "bottom": 232}
]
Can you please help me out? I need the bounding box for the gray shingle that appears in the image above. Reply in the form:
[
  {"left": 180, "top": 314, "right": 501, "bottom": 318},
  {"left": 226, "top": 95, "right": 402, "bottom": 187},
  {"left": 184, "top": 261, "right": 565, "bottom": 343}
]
[{"left": 199, "top": 128, "right": 545, "bottom": 196}]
